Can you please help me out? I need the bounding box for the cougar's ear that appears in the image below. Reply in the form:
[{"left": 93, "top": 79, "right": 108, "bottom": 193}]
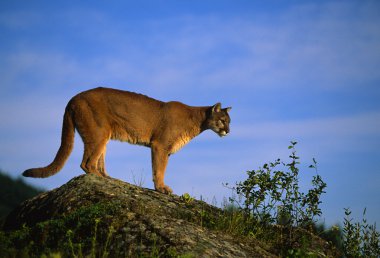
[
  {"left": 212, "top": 103, "right": 222, "bottom": 113},
  {"left": 225, "top": 107, "right": 232, "bottom": 113}
]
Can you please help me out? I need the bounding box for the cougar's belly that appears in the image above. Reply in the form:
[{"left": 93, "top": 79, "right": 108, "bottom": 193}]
[{"left": 110, "top": 125, "right": 151, "bottom": 147}]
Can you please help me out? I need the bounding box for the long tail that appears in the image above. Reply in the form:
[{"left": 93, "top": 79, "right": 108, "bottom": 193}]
[{"left": 23, "top": 107, "right": 75, "bottom": 178}]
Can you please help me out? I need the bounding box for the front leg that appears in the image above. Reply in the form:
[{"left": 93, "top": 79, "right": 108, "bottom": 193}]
[{"left": 151, "top": 143, "right": 172, "bottom": 194}]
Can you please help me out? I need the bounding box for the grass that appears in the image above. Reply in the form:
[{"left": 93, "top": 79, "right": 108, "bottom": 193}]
[{"left": 0, "top": 201, "right": 120, "bottom": 257}]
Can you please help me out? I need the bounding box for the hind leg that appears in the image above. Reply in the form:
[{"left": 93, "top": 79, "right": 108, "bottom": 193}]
[
  {"left": 97, "top": 148, "right": 110, "bottom": 177},
  {"left": 74, "top": 101, "right": 111, "bottom": 177},
  {"left": 81, "top": 139, "right": 108, "bottom": 177}
]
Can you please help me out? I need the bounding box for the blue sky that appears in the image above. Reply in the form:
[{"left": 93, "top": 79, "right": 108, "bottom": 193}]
[{"left": 0, "top": 0, "right": 379, "bottom": 226}]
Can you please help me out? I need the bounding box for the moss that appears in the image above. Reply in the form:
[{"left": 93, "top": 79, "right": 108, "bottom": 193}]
[{"left": 0, "top": 201, "right": 121, "bottom": 257}]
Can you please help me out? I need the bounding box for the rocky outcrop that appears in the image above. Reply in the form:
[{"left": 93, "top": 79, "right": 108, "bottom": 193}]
[{"left": 3, "top": 174, "right": 274, "bottom": 257}]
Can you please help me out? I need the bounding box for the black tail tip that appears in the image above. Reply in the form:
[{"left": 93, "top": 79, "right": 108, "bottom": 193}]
[{"left": 22, "top": 169, "right": 32, "bottom": 177}]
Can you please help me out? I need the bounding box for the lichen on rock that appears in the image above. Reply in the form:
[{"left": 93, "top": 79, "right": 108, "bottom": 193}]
[{"left": 2, "top": 174, "right": 274, "bottom": 257}]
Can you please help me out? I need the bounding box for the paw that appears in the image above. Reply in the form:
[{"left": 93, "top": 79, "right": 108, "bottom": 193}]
[{"left": 156, "top": 185, "right": 173, "bottom": 195}]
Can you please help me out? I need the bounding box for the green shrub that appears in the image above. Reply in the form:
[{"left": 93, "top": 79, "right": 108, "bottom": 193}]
[
  {"left": 343, "top": 207, "right": 380, "bottom": 257},
  {"left": 223, "top": 141, "right": 329, "bottom": 255},
  {"left": 232, "top": 141, "right": 326, "bottom": 231}
]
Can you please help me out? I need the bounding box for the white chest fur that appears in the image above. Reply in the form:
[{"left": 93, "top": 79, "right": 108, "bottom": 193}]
[{"left": 169, "top": 134, "right": 193, "bottom": 154}]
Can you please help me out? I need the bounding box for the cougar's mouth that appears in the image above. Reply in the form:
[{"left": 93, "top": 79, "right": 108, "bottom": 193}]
[{"left": 219, "top": 130, "right": 228, "bottom": 137}]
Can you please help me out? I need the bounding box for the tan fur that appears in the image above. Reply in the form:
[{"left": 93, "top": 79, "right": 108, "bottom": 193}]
[{"left": 23, "top": 87, "right": 231, "bottom": 194}]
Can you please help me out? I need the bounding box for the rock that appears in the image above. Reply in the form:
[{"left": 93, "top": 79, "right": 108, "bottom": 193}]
[{"left": 3, "top": 174, "right": 275, "bottom": 257}]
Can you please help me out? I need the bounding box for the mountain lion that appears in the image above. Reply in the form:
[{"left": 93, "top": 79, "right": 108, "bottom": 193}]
[{"left": 23, "top": 87, "right": 231, "bottom": 194}]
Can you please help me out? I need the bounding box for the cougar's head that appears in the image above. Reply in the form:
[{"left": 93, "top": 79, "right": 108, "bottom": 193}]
[{"left": 205, "top": 103, "right": 231, "bottom": 137}]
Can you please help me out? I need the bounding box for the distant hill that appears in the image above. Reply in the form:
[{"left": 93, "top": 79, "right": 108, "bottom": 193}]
[{"left": 0, "top": 171, "right": 43, "bottom": 223}]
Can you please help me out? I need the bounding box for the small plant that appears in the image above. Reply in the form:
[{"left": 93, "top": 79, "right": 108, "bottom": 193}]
[
  {"left": 91, "top": 218, "right": 101, "bottom": 258},
  {"left": 66, "top": 229, "right": 76, "bottom": 257},
  {"left": 219, "top": 201, "right": 246, "bottom": 236},
  {"left": 180, "top": 193, "right": 194, "bottom": 204},
  {"left": 131, "top": 170, "right": 146, "bottom": 187},
  {"left": 343, "top": 207, "right": 380, "bottom": 257},
  {"left": 102, "top": 225, "right": 115, "bottom": 258},
  {"left": 313, "top": 223, "right": 343, "bottom": 251}
]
